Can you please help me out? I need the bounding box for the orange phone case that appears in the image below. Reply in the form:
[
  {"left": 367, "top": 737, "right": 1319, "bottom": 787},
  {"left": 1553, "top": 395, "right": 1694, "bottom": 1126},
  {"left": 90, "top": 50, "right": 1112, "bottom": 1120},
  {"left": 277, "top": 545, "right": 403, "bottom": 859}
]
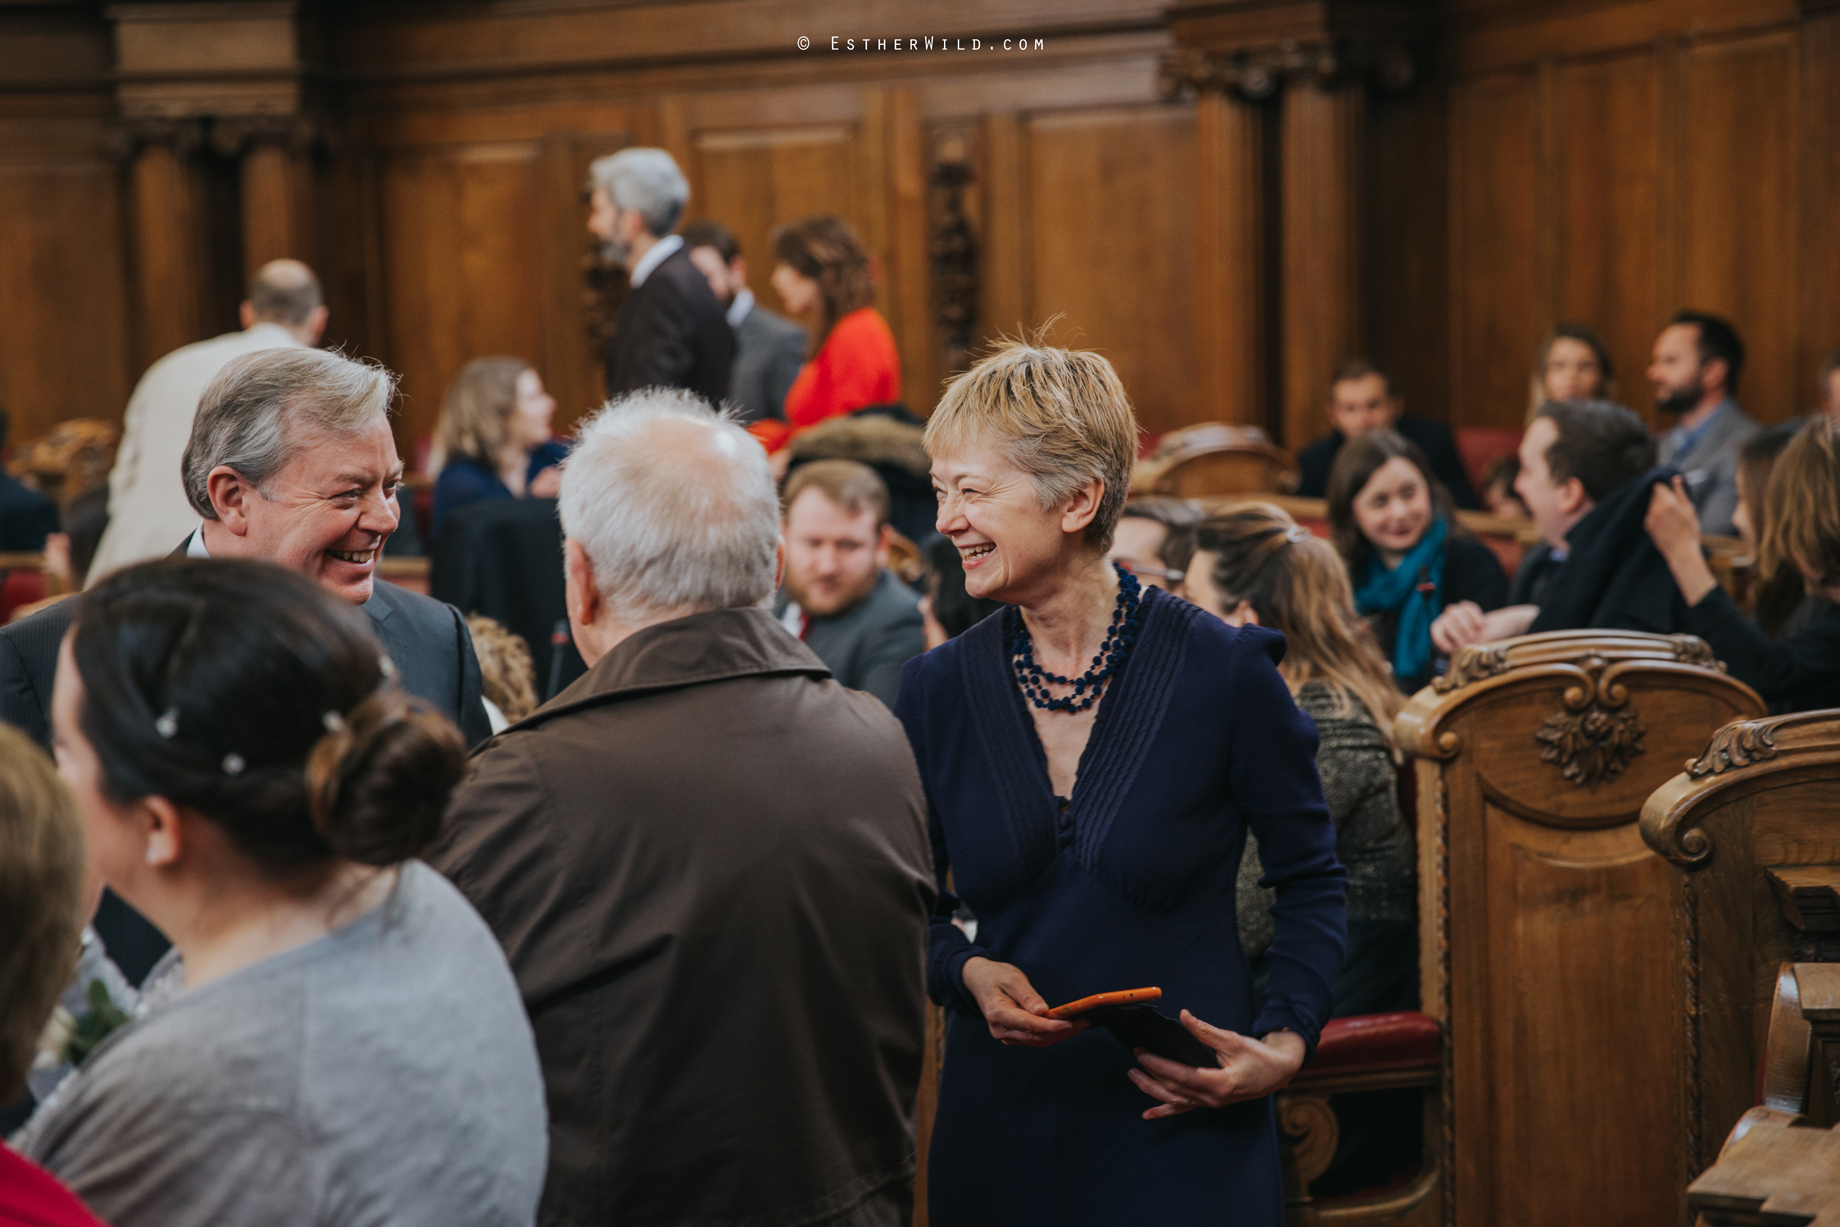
[{"left": 1045, "top": 987, "right": 1163, "bottom": 1019}]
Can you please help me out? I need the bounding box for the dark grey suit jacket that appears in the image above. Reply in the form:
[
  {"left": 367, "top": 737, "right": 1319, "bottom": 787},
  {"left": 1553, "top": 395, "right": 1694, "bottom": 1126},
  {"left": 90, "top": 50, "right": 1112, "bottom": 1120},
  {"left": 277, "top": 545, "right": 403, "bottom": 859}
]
[
  {"left": 0, "top": 572, "right": 493, "bottom": 751},
  {"left": 792, "top": 568, "right": 925, "bottom": 709},
  {"left": 729, "top": 301, "right": 807, "bottom": 424},
  {"left": 604, "top": 246, "right": 735, "bottom": 406}
]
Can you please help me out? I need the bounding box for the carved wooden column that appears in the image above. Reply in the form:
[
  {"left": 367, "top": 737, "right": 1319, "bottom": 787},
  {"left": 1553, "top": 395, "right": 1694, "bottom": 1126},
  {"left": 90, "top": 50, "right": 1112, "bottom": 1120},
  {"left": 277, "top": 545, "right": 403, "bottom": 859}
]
[
  {"left": 117, "top": 119, "right": 212, "bottom": 372},
  {"left": 215, "top": 116, "right": 319, "bottom": 277},
  {"left": 1279, "top": 75, "right": 1364, "bottom": 451},
  {"left": 1165, "top": 2, "right": 1429, "bottom": 449},
  {"left": 1196, "top": 89, "right": 1267, "bottom": 428}
]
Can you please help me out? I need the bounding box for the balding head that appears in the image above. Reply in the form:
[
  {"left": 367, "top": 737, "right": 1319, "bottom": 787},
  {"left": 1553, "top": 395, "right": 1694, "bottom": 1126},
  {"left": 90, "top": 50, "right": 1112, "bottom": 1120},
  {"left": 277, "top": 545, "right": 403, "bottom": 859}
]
[
  {"left": 242, "top": 259, "right": 327, "bottom": 344},
  {"left": 557, "top": 389, "right": 780, "bottom": 659}
]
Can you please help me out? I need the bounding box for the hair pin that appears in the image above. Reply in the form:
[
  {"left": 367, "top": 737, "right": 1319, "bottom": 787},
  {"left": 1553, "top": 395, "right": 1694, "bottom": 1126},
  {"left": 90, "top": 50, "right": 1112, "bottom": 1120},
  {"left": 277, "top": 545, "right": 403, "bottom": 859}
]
[
  {"left": 222, "top": 753, "right": 246, "bottom": 776},
  {"left": 154, "top": 709, "right": 179, "bottom": 739},
  {"left": 378, "top": 654, "right": 397, "bottom": 680},
  {"left": 322, "top": 711, "right": 347, "bottom": 734},
  {"left": 1285, "top": 526, "right": 1312, "bottom": 544}
]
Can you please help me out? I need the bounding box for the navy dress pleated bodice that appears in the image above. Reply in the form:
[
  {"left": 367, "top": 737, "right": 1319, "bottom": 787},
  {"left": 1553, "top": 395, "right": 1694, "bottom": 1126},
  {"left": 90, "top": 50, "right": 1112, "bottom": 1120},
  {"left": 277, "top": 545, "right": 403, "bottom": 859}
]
[{"left": 895, "top": 585, "right": 1346, "bottom": 1226}]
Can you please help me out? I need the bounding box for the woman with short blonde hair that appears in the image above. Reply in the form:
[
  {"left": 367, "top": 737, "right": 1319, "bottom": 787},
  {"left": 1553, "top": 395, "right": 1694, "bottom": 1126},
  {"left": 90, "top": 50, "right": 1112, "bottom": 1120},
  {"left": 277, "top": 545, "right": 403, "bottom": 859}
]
[
  {"left": 431, "top": 356, "right": 568, "bottom": 539},
  {"left": 897, "top": 340, "right": 1345, "bottom": 1226}
]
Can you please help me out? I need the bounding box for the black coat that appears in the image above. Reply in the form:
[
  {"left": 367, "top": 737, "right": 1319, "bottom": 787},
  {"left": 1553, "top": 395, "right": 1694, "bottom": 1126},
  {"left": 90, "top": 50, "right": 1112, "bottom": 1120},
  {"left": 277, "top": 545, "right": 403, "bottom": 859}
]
[
  {"left": 1528, "top": 466, "right": 1691, "bottom": 636},
  {"left": 1297, "top": 416, "right": 1482, "bottom": 509},
  {"left": 1366, "top": 534, "right": 1509, "bottom": 693},
  {"left": 604, "top": 246, "right": 735, "bottom": 406},
  {"left": 0, "top": 471, "right": 58, "bottom": 551}
]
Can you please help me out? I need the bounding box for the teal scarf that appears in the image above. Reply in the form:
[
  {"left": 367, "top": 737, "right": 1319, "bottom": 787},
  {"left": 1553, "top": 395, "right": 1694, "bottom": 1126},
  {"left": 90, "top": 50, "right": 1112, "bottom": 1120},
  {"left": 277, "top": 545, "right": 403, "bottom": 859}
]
[{"left": 1353, "top": 516, "right": 1448, "bottom": 683}]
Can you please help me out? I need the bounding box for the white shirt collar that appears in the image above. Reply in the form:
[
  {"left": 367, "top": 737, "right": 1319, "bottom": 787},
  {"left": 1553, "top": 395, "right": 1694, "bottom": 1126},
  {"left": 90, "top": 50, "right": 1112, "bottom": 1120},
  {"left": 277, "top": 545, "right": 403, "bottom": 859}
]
[
  {"left": 243, "top": 321, "right": 301, "bottom": 346},
  {"left": 187, "top": 526, "right": 211, "bottom": 559},
  {"left": 629, "top": 234, "right": 683, "bottom": 288},
  {"left": 726, "top": 287, "right": 755, "bottom": 330}
]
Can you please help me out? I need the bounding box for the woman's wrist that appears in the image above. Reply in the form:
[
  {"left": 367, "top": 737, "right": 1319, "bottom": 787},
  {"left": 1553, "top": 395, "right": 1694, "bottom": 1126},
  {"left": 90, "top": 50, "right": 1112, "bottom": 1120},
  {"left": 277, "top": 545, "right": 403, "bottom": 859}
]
[{"left": 1662, "top": 544, "right": 1720, "bottom": 606}]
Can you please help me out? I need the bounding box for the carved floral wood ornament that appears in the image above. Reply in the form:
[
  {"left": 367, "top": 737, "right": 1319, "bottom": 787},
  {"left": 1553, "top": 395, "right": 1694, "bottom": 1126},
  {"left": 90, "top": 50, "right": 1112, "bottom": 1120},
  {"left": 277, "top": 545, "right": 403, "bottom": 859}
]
[{"left": 1533, "top": 655, "right": 1646, "bottom": 787}]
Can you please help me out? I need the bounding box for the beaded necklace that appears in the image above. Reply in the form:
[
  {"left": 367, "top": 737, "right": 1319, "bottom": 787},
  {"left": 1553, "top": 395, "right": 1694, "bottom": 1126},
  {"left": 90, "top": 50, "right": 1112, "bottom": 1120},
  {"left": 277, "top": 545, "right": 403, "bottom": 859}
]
[{"left": 1009, "top": 562, "right": 1142, "bottom": 713}]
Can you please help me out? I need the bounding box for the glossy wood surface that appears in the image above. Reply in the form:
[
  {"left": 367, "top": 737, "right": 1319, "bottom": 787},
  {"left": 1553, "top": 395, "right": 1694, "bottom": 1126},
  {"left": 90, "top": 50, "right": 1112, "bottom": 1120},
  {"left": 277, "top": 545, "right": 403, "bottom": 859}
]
[{"left": 1396, "top": 631, "right": 1764, "bottom": 1227}]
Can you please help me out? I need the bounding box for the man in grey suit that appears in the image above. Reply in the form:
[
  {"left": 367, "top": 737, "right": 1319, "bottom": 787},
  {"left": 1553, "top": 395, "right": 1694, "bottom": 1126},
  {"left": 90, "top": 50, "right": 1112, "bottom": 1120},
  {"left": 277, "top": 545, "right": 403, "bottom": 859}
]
[
  {"left": 775, "top": 460, "right": 924, "bottom": 708},
  {"left": 1647, "top": 310, "right": 1759, "bottom": 537},
  {"left": 0, "top": 347, "right": 492, "bottom": 983},
  {"left": 683, "top": 219, "right": 807, "bottom": 424}
]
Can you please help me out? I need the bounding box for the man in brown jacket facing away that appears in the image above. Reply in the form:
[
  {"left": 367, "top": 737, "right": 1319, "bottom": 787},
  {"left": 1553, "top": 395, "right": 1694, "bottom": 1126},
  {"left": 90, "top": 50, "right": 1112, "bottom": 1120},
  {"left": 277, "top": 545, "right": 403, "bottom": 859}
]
[{"left": 431, "top": 387, "right": 935, "bottom": 1227}]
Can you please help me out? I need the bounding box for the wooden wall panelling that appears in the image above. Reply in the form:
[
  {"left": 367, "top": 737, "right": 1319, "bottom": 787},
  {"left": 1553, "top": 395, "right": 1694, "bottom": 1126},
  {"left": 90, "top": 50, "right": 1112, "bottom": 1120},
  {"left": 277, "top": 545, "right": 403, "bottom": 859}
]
[
  {"left": 977, "top": 110, "right": 1029, "bottom": 350},
  {"left": 1798, "top": 12, "right": 1840, "bottom": 405},
  {"left": 1279, "top": 80, "right": 1363, "bottom": 450},
  {"left": 886, "top": 87, "right": 939, "bottom": 412},
  {"left": 1193, "top": 90, "right": 1267, "bottom": 429},
  {"left": 239, "top": 141, "right": 314, "bottom": 277},
  {"left": 1364, "top": 79, "right": 1450, "bottom": 429},
  {"left": 1023, "top": 104, "right": 1198, "bottom": 435},
  {"left": 375, "top": 142, "right": 547, "bottom": 449},
  {"left": 128, "top": 133, "right": 214, "bottom": 374},
  {"left": 1556, "top": 49, "right": 1660, "bottom": 421},
  {"left": 1678, "top": 30, "right": 1798, "bottom": 424},
  {"left": 539, "top": 131, "right": 632, "bottom": 431},
  {"left": 1448, "top": 68, "right": 1539, "bottom": 433},
  {"left": 0, "top": 139, "right": 134, "bottom": 440}
]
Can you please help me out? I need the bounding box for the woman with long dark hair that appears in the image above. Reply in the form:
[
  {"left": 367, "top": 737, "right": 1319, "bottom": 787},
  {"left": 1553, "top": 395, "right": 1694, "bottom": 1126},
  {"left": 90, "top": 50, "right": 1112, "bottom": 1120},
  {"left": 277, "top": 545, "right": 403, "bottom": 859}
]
[{"left": 1326, "top": 429, "right": 1507, "bottom": 693}]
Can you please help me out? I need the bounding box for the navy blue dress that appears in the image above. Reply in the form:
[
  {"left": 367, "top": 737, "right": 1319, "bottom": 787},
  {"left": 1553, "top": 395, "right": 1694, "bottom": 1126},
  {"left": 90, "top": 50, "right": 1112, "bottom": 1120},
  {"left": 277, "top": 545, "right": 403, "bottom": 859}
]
[{"left": 895, "top": 585, "right": 1346, "bottom": 1226}]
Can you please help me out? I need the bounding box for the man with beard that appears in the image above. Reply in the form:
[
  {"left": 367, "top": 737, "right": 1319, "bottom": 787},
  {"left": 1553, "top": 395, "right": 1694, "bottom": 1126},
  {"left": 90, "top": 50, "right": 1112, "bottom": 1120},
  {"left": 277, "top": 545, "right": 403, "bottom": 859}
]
[
  {"left": 587, "top": 148, "right": 733, "bottom": 405},
  {"left": 1647, "top": 310, "right": 1758, "bottom": 537},
  {"left": 776, "top": 460, "right": 924, "bottom": 708}
]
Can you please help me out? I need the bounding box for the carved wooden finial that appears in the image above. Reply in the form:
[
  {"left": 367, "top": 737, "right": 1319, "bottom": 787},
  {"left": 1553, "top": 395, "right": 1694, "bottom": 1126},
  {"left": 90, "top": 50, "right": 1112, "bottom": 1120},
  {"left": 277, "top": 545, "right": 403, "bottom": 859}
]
[{"left": 1686, "top": 718, "right": 1780, "bottom": 779}]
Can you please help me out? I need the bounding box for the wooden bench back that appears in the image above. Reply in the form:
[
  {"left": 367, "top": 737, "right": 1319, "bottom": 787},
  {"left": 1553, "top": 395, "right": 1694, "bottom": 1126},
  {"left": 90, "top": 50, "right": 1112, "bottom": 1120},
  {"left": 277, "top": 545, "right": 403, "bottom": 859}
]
[
  {"left": 1135, "top": 422, "right": 1300, "bottom": 498},
  {"left": 1395, "top": 632, "right": 1764, "bottom": 1227},
  {"left": 1641, "top": 709, "right": 1840, "bottom": 1215}
]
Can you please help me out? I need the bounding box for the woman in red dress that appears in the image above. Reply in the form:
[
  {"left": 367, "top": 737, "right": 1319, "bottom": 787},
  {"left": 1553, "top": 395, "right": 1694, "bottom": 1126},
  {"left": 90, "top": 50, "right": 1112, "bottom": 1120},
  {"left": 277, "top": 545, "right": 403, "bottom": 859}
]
[{"left": 770, "top": 214, "right": 902, "bottom": 432}]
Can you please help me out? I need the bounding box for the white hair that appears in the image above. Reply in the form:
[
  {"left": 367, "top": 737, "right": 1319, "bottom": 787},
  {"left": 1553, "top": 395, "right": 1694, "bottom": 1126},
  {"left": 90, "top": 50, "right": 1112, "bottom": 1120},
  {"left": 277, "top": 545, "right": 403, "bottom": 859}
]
[
  {"left": 587, "top": 148, "right": 689, "bottom": 238},
  {"left": 558, "top": 388, "right": 780, "bottom": 625}
]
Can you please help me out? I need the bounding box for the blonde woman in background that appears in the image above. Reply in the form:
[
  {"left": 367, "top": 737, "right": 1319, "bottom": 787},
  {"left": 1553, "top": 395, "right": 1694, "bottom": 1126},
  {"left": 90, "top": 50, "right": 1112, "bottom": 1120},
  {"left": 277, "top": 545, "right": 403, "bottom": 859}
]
[
  {"left": 430, "top": 357, "right": 567, "bottom": 540},
  {"left": 1182, "top": 505, "right": 1414, "bottom": 1018},
  {"left": 1527, "top": 323, "right": 1613, "bottom": 419}
]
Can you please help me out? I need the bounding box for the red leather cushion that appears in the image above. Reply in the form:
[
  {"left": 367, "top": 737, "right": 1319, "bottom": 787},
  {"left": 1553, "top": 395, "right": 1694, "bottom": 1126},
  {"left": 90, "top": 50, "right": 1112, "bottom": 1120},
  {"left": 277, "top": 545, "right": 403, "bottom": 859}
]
[
  {"left": 1308, "top": 1011, "right": 1441, "bottom": 1076},
  {"left": 0, "top": 568, "right": 46, "bottom": 622}
]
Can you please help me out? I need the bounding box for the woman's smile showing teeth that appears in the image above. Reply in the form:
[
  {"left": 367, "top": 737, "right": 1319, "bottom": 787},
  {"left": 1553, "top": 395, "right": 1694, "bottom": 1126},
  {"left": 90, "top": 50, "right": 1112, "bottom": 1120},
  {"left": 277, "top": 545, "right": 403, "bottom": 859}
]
[{"left": 328, "top": 548, "right": 377, "bottom": 565}]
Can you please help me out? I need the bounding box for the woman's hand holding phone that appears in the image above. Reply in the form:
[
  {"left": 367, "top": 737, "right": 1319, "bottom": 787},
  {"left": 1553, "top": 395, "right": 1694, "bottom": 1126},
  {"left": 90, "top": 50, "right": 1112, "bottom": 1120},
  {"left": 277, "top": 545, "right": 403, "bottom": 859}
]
[{"left": 961, "top": 957, "right": 1090, "bottom": 1047}]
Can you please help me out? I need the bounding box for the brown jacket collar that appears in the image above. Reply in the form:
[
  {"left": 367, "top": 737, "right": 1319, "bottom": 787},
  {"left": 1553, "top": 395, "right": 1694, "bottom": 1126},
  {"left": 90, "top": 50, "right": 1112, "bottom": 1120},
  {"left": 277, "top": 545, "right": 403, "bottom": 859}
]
[{"left": 499, "top": 606, "right": 830, "bottom": 736}]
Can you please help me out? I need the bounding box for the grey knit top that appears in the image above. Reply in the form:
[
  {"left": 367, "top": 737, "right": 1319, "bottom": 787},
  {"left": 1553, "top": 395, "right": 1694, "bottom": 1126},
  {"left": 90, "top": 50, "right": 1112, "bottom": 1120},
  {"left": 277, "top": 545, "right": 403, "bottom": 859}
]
[{"left": 1238, "top": 680, "right": 1415, "bottom": 958}]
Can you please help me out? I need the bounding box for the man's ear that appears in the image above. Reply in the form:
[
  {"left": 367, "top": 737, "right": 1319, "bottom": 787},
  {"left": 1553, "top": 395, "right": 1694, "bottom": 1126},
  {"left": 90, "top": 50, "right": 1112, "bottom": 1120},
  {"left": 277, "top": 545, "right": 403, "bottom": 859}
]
[
  {"left": 206, "top": 466, "right": 258, "bottom": 538},
  {"left": 1703, "top": 356, "right": 1730, "bottom": 397},
  {"left": 564, "top": 538, "right": 601, "bottom": 629},
  {"left": 875, "top": 523, "right": 894, "bottom": 568},
  {"left": 773, "top": 538, "right": 786, "bottom": 591},
  {"left": 239, "top": 301, "right": 257, "bottom": 331},
  {"left": 730, "top": 255, "right": 748, "bottom": 292},
  {"left": 1557, "top": 476, "right": 1590, "bottom": 517},
  {"left": 1059, "top": 479, "right": 1104, "bottom": 537}
]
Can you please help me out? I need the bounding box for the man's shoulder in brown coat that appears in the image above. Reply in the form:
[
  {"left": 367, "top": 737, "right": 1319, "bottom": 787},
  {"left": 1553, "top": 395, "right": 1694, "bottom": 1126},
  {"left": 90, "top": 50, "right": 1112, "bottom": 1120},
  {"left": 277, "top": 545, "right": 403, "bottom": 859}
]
[{"left": 429, "top": 604, "right": 936, "bottom": 1227}]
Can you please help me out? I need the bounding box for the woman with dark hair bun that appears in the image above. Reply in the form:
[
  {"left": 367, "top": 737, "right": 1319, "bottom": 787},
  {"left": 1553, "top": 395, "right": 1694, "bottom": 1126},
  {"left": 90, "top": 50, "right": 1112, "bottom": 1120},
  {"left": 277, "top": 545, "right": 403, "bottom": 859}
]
[{"left": 19, "top": 558, "right": 547, "bottom": 1227}]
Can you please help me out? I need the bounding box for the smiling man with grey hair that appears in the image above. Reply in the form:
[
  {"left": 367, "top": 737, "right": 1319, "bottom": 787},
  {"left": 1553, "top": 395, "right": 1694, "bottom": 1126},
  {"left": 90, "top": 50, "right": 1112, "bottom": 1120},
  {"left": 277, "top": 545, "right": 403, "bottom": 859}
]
[
  {"left": 587, "top": 147, "right": 734, "bottom": 404},
  {"left": 0, "top": 346, "right": 491, "bottom": 751},
  {"left": 432, "top": 387, "right": 935, "bottom": 1227}
]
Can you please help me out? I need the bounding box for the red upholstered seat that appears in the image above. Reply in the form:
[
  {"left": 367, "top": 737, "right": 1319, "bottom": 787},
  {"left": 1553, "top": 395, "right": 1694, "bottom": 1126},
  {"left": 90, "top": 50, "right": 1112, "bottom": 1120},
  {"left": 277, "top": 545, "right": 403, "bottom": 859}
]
[
  {"left": 1456, "top": 426, "right": 1524, "bottom": 497},
  {"left": 0, "top": 568, "right": 46, "bottom": 622},
  {"left": 1305, "top": 1011, "right": 1441, "bottom": 1077}
]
